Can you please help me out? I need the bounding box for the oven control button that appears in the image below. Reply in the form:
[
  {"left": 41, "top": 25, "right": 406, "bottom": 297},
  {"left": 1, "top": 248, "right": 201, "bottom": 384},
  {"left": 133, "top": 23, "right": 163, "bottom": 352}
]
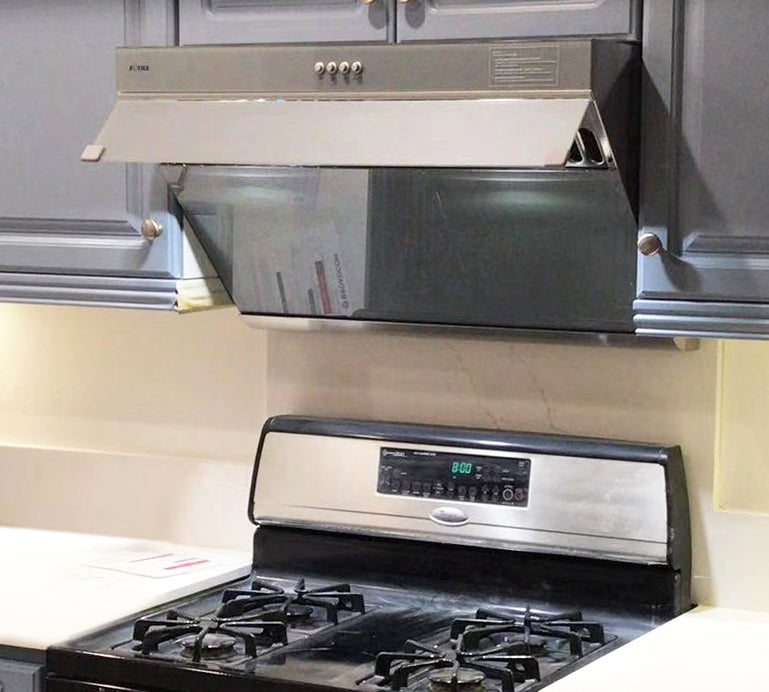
[
  {"left": 326, "top": 61, "right": 338, "bottom": 75},
  {"left": 468, "top": 487, "right": 478, "bottom": 500},
  {"left": 514, "top": 488, "right": 525, "bottom": 502},
  {"left": 351, "top": 61, "right": 364, "bottom": 75},
  {"left": 430, "top": 507, "right": 469, "bottom": 526},
  {"left": 457, "top": 485, "right": 467, "bottom": 498},
  {"left": 412, "top": 481, "right": 421, "bottom": 494},
  {"left": 314, "top": 61, "right": 326, "bottom": 75},
  {"left": 339, "top": 61, "right": 351, "bottom": 75},
  {"left": 502, "top": 487, "right": 515, "bottom": 502}
]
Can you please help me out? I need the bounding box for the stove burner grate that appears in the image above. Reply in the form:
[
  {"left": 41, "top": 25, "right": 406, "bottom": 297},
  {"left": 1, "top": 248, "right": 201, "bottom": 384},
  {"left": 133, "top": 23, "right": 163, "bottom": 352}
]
[
  {"left": 374, "top": 635, "right": 540, "bottom": 692},
  {"left": 132, "top": 609, "right": 288, "bottom": 663},
  {"left": 218, "top": 576, "right": 366, "bottom": 623},
  {"left": 451, "top": 607, "right": 605, "bottom": 658}
]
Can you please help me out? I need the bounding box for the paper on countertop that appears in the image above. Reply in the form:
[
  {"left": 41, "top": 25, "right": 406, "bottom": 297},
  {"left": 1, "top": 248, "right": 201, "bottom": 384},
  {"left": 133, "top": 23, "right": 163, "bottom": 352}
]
[{"left": 84, "top": 550, "right": 222, "bottom": 578}]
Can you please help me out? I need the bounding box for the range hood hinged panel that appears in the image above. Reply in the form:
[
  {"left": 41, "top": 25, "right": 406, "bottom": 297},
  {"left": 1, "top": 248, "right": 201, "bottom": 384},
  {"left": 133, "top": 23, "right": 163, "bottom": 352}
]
[{"left": 83, "top": 40, "right": 638, "bottom": 181}]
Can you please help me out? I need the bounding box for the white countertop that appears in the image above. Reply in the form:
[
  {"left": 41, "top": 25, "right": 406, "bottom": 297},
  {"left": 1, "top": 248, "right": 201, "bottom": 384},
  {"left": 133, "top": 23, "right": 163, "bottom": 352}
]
[
  {"left": 0, "top": 526, "right": 251, "bottom": 651},
  {"left": 549, "top": 605, "right": 769, "bottom": 691}
]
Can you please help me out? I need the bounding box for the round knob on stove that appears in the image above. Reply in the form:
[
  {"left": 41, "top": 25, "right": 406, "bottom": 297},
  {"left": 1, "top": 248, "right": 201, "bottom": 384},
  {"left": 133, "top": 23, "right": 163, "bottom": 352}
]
[
  {"left": 326, "top": 61, "right": 338, "bottom": 75},
  {"left": 502, "top": 488, "right": 515, "bottom": 502},
  {"left": 339, "top": 61, "right": 351, "bottom": 75},
  {"left": 314, "top": 61, "right": 326, "bottom": 75},
  {"left": 351, "top": 61, "right": 364, "bottom": 75}
]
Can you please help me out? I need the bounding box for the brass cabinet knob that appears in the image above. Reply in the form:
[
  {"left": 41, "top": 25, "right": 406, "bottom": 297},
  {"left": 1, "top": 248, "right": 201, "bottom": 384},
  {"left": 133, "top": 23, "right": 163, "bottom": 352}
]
[
  {"left": 140, "top": 218, "right": 163, "bottom": 241},
  {"left": 637, "top": 232, "right": 663, "bottom": 257}
]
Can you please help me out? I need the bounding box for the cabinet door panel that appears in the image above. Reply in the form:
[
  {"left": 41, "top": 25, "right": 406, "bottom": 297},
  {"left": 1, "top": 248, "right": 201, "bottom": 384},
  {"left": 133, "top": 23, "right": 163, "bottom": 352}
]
[
  {"left": 0, "top": 0, "right": 181, "bottom": 279},
  {"left": 0, "top": 659, "right": 42, "bottom": 692},
  {"left": 636, "top": 0, "right": 769, "bottom": 336},
  {"left": 396, "top": 0, "right": 640, "bottom": 42},
  {"left": 180, "top": 0, "right": 392, "bottom": 45}
]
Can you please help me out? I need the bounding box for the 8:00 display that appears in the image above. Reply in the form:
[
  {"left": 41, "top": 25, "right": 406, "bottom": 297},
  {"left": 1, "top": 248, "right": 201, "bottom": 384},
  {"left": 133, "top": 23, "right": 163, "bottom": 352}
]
[{"left": 451, "top": 461, "right": 474, "bottom": 475}]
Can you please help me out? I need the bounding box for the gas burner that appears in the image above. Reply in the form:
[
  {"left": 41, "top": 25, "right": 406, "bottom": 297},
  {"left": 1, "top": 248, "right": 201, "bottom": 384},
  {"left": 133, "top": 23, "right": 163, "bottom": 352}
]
[
  {"left": 451, "top": 607, "right": 605, "bottom": 658},
  {"left": 428, "top": 667, "right": 486, "bottom": 692},
  {"left": 179, "top": 633, "right": 236, "bottom": 660},
  {"left": 132, "top": 609, "right": 288, "bottom": 663},
  {"left": 374, "top": 634, "right": 540, "bottom": 692},
  {"left": 218, "top": 576, "right": 365, "bottom": 623}
]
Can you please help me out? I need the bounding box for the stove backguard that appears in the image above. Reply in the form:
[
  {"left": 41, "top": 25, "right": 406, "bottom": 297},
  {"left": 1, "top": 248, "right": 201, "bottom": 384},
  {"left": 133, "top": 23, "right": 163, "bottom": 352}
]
[{"left": 249, "top": 416, "right": 691, "bottom": 613}]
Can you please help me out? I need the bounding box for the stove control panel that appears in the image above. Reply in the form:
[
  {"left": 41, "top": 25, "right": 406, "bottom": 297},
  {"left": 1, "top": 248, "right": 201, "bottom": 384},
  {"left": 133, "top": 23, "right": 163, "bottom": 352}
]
[{"left": 378, "top": 447, "right": 530, "bottom": 507}]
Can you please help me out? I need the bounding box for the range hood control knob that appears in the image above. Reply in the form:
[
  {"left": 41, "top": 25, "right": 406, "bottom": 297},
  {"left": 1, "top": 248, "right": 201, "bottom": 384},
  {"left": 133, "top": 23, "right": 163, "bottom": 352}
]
[
  {"left": 351, "top": 61, "right": 364, "bottom": 75},
  {"left": 326, "top": 61, "right": 338, "bottom": 75},
  {"left": 140, "top": 218, "right": 163, "bottom": 241},
  {"left": 339, "top": 61, "right": 351, "bottom": 75},
  {"left": 637, "top": 232, "right": 663, "bottom": 257},
  {"left": 314, "top": 61, "right": 326, "bottom": 75}
]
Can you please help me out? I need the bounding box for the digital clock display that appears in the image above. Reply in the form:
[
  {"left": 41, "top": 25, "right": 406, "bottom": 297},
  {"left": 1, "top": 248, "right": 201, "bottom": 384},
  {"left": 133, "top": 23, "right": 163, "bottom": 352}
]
[{"left": 451, "top": 461, "right": 474, "bottom": 475}]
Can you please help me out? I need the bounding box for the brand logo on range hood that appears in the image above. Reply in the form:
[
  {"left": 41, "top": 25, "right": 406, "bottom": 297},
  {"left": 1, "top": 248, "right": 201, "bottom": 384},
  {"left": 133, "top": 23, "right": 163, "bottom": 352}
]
[{"left": 128, "top": 64, "right": 150, "bottom": 72}]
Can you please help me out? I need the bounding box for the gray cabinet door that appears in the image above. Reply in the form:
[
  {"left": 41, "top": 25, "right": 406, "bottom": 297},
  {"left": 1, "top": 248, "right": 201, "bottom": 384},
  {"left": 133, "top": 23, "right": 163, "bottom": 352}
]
[
  {"left": 635, "top": 0, "right": 769, "bottom": 337},
  {"left": 0, "top": 0, "right": 181, "bottom": 285},
  {"left": 396, "top": 0, "right": 640, "bottom": 42},
  {"left": 0, "top": 659, "right": 42, "bottom": 692},
  {"left": 180, "top": 0, "right": 393, "bottom": 45}
]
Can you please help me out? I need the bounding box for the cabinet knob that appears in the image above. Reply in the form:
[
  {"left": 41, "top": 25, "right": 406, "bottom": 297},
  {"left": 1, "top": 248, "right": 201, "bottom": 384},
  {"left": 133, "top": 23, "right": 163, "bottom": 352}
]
[
  {"left": 637, "top": 232, "right": 663, "bottom": 257},
  {"left": 140, "top": 218, "right": 163, "bottom": 241}
]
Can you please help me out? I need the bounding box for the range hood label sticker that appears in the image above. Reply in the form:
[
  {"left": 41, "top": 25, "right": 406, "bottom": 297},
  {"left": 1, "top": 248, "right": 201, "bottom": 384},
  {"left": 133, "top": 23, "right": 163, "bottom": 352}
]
[{"left": 489, "top": 46, "right": 559, "bottom": 88}]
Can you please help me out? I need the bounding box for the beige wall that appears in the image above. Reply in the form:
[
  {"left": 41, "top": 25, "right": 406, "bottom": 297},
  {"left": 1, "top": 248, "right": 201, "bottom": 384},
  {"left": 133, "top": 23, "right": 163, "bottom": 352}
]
[
  {"left": 0, "top": 303, "right": 266, "bottom": 548},
  {"left": 2, "top": 302, "right": 769, "bottom": 611}
]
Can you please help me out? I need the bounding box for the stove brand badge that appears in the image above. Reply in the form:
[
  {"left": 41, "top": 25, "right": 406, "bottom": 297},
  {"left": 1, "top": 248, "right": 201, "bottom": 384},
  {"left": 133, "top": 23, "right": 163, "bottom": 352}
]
[{"left": 128, "top": 64, "right": 150, "bottom": 72}]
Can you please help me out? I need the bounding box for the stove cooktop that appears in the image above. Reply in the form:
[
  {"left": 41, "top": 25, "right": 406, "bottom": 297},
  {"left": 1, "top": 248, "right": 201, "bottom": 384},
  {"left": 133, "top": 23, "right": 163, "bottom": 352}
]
[{"left": 48, "top": 571, "right": 650, "bottom": 692}]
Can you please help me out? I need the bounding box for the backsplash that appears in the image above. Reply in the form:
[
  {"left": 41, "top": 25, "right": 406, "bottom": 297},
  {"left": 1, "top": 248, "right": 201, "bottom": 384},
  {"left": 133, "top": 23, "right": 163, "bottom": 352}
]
[{"left": 2, "top": 303, "right": 769, "bottom": 611}]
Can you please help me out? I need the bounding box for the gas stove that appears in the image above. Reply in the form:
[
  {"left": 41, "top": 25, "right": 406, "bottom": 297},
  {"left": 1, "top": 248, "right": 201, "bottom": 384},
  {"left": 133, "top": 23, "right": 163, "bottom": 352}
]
[{"left": 47, "top": 416, "right": 692, "bottom": 692}]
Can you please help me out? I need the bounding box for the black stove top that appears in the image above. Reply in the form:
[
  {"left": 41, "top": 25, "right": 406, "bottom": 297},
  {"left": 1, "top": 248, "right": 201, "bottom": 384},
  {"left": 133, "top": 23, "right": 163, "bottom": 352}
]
[{"left": 48, "top": 566, "right": 650, "bottom": 692}]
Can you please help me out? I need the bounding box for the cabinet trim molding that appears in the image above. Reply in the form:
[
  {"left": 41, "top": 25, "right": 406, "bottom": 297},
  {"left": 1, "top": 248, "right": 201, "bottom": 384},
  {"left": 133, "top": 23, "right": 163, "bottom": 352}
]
[
  {"left": 635, "top": 298, "right": 769, "bottom": 338},
  {"left": 0, "top": 273, "right": 177, "bottom": 310}
]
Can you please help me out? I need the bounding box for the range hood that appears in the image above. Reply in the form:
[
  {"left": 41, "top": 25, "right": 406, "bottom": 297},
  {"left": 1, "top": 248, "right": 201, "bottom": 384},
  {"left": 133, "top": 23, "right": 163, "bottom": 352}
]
[
  {"left": 83, "top": 40, "right": 641, "bottom": 335},
  {"left": 84, "top": 41, "right": 638, "bottom": 182}
]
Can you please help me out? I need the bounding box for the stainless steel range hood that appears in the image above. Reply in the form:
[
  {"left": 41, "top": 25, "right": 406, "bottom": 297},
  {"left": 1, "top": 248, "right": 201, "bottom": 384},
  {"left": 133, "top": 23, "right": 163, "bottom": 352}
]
[
  {"left": 84, "top": 40, "right": 638, "bottom": 188},
  {"left": 82, "top": 40, "right": 641, "bottom": 335}
]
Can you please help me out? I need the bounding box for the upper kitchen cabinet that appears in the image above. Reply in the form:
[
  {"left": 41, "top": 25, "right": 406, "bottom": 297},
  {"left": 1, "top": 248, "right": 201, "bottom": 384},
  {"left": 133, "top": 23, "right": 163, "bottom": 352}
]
[
  {"left": 179, "top": 0, "right": 394, "bottom": 45},
  {"left": 635, "top": 0, "right": 769, "bottom": 338},
  {"left": 0, "top": 0, "right": 184, "bottom": 309},
  {"left": 395, "top": 0, "right": 640, "bottom": 42}
]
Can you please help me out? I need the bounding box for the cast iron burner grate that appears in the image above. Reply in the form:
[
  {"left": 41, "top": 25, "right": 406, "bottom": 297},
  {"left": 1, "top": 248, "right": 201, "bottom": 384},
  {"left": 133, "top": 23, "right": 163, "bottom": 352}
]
[
  {"left": 218, "top": 577, "right": 366, "bottom": 623},
  {"left": 131, "top": 609, "right": 288, "bottom": 663},
  {"left": 374, "top": 607, "right": 607, "bottom": 692},
  {"left": 451, "top": 607, "right": 605, "bottom": 657},
  {"left": 374, "top": 633, "right": 540, "bottom": 692}
]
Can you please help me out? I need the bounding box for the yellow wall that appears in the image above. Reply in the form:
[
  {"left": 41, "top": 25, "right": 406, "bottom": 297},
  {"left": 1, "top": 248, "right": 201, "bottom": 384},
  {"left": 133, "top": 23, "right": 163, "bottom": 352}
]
[
  {"left": 0, "top": 304, "right": 266, "bottom": 547},
  {"left": 1, "top": 303, "right": 769, "bottom": 610}
]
